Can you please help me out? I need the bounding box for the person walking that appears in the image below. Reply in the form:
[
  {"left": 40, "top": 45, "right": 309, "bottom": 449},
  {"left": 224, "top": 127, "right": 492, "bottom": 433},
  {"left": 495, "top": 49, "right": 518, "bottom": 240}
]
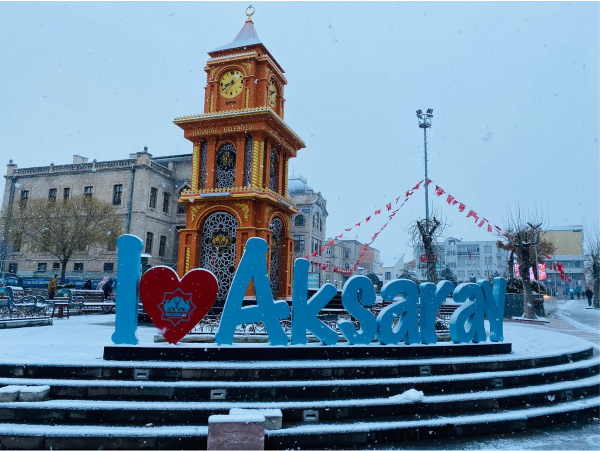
[
  {"left": 47, "top": 275, "right": 58, "bottom": 300},
  {"left": 576, "top": 291, "right": 581, "bottom": 300},
  {"left": 97, "top": 277, "right": 108, "bottom": 291},
  {"left": 585, "top": 288, "right": 593, "bottom": 307}
]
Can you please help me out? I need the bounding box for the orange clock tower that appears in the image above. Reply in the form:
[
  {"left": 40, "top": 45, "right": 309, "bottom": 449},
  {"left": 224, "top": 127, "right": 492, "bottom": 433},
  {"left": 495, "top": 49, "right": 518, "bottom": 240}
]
[{"left": 175, "top": 6, "right": 304, "bottom": 305}]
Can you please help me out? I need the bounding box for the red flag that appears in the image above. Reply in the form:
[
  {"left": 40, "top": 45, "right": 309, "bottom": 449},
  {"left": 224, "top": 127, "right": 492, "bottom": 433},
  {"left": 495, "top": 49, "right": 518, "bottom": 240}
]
[
  {"left": 446, "top": 195, "right": 455, "bottom": 205},
  {"left": 545, "top": 255, "right": 552, "bottom": 259},
  {"left": 469, "top": 252, "right": 472, "bottom": 260},
  {"left": 568, "top": 278, "right": 572, "bottom": 283},
  {"left": 487, "top": 224, "right": 493, "bottom": 233},
  {"left": 345, "top": 228, "right": 352, "bottom": 232},
  {"left": 395, "top": 196, "right": 401, "bottom": 204},
  {"left": 355, "top": 222, "right": 361, "bottom": 227},
  {"left": 452, "top": 200, "right": 458, "bottom": 205},
  {"left": 406, "top": 190, "right": 413, "bottom": 197},
  {"left": 328, "top": 240, "right": 335, "bottom": 246},
  {"left": 466, "top": 210, "right": 479, "bottom": 222},
  {"left": 426, "top": 179, "right": 433, "bottom": 185},
  {"left": 311, "top": 250, "right": 318, "bottom": 257},
  {"left": 413, "top": 180, "right": 424, "bottom": 191},
  {"left": 478, "top": 218, "right": 488, "bottom": 228},
  {"left": 374, "top": 209, "right": 381, "bottom": 215},
  {"left": 495, "top": 225, "right": 502, "bottom": 232},
  {"left": 336, "top": 234, "right": 343, "bottom": 239},
  {"left": 386, "top": 203, "right": 392, "bottom": 211},
  {"left": 458, "top": 203, "right": 466, "bottom": 212},
  {"left": 320, "top": 245, "right": 326, "bottom": 252},
  {"left": 333, "top": 267, "right": 338, "bottom": 273},
  {"left": 435, "top": 186, "right": 445, "bottom": 197},
  {"left": 365, "top": 216, "right": 371, "bottom": 223},
  {"left": 321, "top": 265, "right": 327, "bottom": 270}
]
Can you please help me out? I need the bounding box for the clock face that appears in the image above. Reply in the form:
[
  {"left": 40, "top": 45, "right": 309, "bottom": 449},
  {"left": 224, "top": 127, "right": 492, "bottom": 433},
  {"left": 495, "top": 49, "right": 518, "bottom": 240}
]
[
  {"left": 219, "top": 69, "right": 244, "bottom": 99},
  {"left": 268, "top": 79, "right": 278, "bottom": 107}
]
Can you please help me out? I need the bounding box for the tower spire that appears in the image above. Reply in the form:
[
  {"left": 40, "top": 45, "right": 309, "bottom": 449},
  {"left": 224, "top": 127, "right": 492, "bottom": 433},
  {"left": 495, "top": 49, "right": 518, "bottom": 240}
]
[{"left": 210, "top": 5, "right": 261, "bottom": 53}]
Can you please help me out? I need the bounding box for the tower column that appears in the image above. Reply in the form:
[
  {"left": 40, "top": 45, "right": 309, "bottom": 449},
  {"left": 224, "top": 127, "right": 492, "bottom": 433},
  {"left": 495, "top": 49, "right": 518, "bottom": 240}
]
[
  {"left": 205, "top": 136, "right": 217, "bottom": 189},
  {"left": 191, "top": 144, "right": 200, "bottom": 191},
  {"left": 234, "top": 134, "right": 245, "bottom": 188}
]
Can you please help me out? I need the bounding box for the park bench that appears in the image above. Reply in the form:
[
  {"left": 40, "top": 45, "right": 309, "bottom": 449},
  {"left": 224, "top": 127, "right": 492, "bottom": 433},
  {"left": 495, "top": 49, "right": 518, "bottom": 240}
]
[
  {"left": 0, "top": 286, "right": 51, "bottom": 319},
  {"left": 66, "top": 290, "right": 115, "bottom": 314}
]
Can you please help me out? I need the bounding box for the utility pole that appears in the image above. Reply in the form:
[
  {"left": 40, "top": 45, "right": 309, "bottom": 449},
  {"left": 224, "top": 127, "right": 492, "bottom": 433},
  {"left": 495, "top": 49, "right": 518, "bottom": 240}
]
[{"left": 416, "top": 109, "right": 434, "bottom": 281}]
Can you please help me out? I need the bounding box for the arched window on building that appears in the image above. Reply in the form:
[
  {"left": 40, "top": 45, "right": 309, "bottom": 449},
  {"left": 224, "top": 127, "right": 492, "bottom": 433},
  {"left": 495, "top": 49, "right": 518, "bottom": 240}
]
[
  {"left": 313, "top": 212, "right": 319, "bottom": 229},
  {"left": 215, "top": 143, "right": 236, "bottom": 189},
  {"left": 177, "top": 185, "right": 190, "bottom": 215},
  {"left": 295, "top": 214, "right": 305, "bottom": 227}
]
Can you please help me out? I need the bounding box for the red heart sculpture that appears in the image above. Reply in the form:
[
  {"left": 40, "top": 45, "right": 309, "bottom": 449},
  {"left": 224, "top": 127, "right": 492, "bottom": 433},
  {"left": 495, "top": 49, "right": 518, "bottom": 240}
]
[{"left": 139, "top": 266, "right": 218, "bottom": 344}]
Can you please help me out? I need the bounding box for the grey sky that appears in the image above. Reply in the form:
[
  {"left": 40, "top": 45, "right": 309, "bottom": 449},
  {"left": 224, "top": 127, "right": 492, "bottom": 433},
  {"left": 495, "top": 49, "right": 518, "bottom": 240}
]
[{"left": 1, "top": 1, "right": 598, "bottom": 262}]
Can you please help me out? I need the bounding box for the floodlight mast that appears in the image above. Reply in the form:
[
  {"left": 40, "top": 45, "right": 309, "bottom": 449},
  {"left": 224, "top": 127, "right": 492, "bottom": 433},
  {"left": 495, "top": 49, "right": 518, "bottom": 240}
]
[{"left": 416, "top": 108, "right": 434, "bottom": 231}]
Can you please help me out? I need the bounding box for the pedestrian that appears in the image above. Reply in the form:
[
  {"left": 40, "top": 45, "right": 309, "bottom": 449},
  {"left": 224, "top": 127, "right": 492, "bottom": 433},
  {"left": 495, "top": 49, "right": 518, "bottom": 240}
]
[
  {"left": 82, "top": 279, "right": 92, "bottom": 290},
  {"left": 585, "top": 288, "right": 593, "bottom": 307},
  {"left": 47, "top": 275, "right": 58, "bottom": 300},
  {"left": 576, "top": 291, "right": 581, "bottom": 300},
  {"left": 97, "top": 277, "right": 108, "bottom": 291},
  {"left": 102, "top": 278, "right": 114, "bottom": 300}
]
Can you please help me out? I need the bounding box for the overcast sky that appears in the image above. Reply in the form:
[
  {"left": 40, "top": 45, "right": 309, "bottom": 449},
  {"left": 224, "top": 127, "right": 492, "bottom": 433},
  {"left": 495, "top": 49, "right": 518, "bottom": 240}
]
[{"left": 1, "top": 1, "right": 598, "bottom": 262}]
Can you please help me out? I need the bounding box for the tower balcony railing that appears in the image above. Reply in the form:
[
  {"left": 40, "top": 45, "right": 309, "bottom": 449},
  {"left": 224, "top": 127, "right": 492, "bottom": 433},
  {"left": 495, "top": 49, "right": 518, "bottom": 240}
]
[{"left": 180, "top": 185, "right": 296, "bottom": 210}]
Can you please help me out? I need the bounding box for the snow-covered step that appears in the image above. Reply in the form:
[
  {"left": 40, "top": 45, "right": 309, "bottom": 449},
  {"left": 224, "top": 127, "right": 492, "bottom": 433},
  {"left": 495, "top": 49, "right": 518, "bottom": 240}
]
[
  {"left": 0, "top": 397, "right": 597, "bottom": 450},
  {"left": 0, "top": 345, "right": 593, "bottom": 382},
  {"left": 0, "top": 375, "right": 596, "bottom": 426},
  {"left": 0, "top": 356, "right": 597, "bottom": 402}
]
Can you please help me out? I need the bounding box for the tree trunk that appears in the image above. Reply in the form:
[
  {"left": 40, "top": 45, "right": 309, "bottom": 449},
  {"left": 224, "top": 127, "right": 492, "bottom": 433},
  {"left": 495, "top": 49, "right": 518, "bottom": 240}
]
[
  {"left": 424, "top": 243, "right": 438, "bottom": 284},
  {"left": 593, "top": 258, "right": 600, "bottom": 309},
  {"left": 508, "top": 250, "right": 515, "bottom": 281},
  {"left": 60, "top": 259, "right": 68, "bottom": 285},
  {"left": 518, "top": 249, "right": 536, "bottom": 319}
]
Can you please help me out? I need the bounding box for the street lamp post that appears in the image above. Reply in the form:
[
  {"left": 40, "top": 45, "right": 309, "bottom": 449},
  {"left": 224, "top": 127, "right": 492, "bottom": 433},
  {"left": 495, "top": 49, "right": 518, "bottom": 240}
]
[
  {"left": 416, "top": 109, "right": 434, "bottom": 226},
  {"left": 416, "top": 109, "right": 433, "bottom": 281}
]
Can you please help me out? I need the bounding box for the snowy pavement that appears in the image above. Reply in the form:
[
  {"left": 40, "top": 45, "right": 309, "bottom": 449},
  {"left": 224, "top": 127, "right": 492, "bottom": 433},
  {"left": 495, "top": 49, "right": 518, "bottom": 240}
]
[
  {"left": 0, "top": 314, "right": 594, "bottom": 366},
  {"left": 553, "top": 298, "right": 600, "bottom": 335}
]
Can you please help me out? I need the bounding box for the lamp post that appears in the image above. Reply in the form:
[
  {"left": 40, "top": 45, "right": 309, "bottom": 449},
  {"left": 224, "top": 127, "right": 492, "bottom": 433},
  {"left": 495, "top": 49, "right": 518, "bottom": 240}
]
[
  {"left": 416, "top": 109, "right": 433, "bottom": 281},
  {"left": 416, "top": 109, "right": 433, "bottom": 225}
]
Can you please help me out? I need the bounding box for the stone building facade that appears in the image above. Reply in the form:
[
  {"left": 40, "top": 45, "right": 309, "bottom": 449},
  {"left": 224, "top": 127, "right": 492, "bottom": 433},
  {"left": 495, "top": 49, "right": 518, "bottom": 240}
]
[
  {"left": 0, "top": 150, "right": 193, "bottom": 280},
  {"left": 288, "top": 176, "right": 328, "bottom": 288},
  {"left": 322, "top": 239, "right": 382, "bottom": 289}
]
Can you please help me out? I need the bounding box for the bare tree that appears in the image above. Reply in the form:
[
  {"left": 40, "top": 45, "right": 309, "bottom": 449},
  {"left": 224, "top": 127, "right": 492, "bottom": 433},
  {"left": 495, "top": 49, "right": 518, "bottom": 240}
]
[
  {"left": 407, "top": 210, "right": 449, "bottom": 284},
  {"left": 499, "top": 206, "right": 552, "bottom": 319},
  {"left": 584, "top": 222, "right": 600, "bottom": 308},
  {"left": 7, "top": 196, "right": 123, "bottom": 283}
]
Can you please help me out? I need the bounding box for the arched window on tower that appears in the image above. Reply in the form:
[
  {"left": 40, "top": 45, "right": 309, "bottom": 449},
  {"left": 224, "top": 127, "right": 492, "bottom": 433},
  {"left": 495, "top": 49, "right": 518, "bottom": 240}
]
[
  {"left": 295, "top": 214, "right": 305, "bottom": 227},
  {"left": 269, "top": 151, "right": 278, "bottom": 191},
  {"left": 215, "top": 143, "right": 236, "bottom": 189},
  {"left": 199, "top": 140, "right": 208, "bottom": 190}
]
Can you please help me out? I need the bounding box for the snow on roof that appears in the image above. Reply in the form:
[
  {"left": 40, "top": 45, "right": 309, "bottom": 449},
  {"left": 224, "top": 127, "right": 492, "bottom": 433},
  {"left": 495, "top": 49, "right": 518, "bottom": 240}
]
[
  {"left": 548, "top": 225, "right": 583, "bottom": 231},
  {"left": 382, "top": 254, "right": 405, "bottom": 268},
  {"left": 211, "top": 20, "right": 261, "bottom": 53}
]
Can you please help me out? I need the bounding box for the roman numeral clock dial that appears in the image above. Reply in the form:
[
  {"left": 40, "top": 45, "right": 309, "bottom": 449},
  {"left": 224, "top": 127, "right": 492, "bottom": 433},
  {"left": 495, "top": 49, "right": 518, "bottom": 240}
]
[
  {"left": 268, "top": 79, "right": 278, "bottom": 107},
  {"left": 219, "top": 69, "right": 244, "bottom": 99}
]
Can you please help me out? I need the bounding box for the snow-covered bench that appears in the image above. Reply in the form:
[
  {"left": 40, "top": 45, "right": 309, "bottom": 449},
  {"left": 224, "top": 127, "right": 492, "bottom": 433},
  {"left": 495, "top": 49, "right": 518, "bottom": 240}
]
[
  {"left": 67, "top": 289, "right": 115, "bottom": 314},
  {"left": 0, "top": 286, "right": 51, "bottom": 319}
]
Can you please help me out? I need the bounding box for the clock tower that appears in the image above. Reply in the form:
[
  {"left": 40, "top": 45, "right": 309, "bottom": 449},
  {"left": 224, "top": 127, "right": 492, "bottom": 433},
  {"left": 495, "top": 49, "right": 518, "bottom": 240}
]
[{"left": 175, "top": 6, "right": 304, "bottom": 304}]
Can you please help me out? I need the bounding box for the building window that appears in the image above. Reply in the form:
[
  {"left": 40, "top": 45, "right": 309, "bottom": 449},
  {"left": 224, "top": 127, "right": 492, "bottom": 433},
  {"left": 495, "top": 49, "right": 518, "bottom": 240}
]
[
  {"left": 177, "top": 202, "right": 186, "bottom": 214},
  {"left": 215, "top": 143, "right": 236, "bottom": 189},
  {"left": 84, "top": 186, "right": 93, "bottom": 198},
  {"left": 145, "top": 232, "right": 154, "bottom": 254},
  {"left": 8, "top": 263, "right": 17, "bottom": 274},
  {"left": 449, "top": 262, "right": 457, "bottom": 268},
  {"left": 484, "top": 245, "right": 492, "bottom": 253},
  {"left": 113, "top": 185, "right": 123, "bottom": 205},
  {"left": 12, "top": 233, "right": 22, "bottom": 252},
  {"left": 295, "top": 215, "right": 305, "bottom": 226},
  {"left": 293, "top": 235, "right": 305, "bottom": 251},
  {"left": 159, "top": 236, "right": 167, "bottom": 257},
  {"left": 63, "top": 187, "right": 70, "bottom": 200},
  {"left": 313, "top": 213, "right": 319, "bottom": 229},
  {"left": 52, "top": 262, "right": 60, "bottom": 270},
  {"left": 344, "top": 249, "right": 350, "bottom": 258},
  {"left": 345, "top": 263, "right": 350, "bottom": 270},
  {"left": 385, "top": 272, "right": 391, "bottom": 280},
  {"left": 37, "top": 263, "right": 47, "bottom": 271},
  {"left": 149, "top": 188, "right": 157, "bottom": 208},
  {"left": 73, "top": 262, "right": 84, "bottom": 271},
  {"left": 20, "top": 190, "right": 29, "bottom": 208},
  {"left": 458, "top": 270, "right": 465, "bottom": 278},
  {"left": 104, "top": 263, "right": 114, "bottom": 272},
  {"left": 48, "top": 189, "right": 57, "bottom": 202},
  {"left": 162, "top": 192, "right": 170, "bottom": 213},
  {"left": 326, "top": 247, "right": 331, "bottom": 255}
]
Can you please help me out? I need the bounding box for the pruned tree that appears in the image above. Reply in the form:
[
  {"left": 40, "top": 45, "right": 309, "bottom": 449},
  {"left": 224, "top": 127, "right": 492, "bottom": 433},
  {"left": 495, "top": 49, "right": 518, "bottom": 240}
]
[
  {"left": 398, "top": 263, "right": 420, "bottom": 283},
  {"left": 406, "top": 209, "right": 449, "bottom": 284},
  {"left": 8, "top": 196, "right": 123, "bottom": 283},
  {"left": 499, "top": 207, "right": 552, "bottom": 319},
  {"left": 439, "top": 267, "right": 458, "bottom": 286},
  {"left": 584, "top": 222, "right": 600, "bottom": 308}
]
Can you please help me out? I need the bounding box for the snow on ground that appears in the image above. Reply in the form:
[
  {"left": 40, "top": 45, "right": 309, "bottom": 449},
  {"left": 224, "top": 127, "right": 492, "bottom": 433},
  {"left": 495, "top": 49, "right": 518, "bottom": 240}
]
[
  {"left": 553, "top": 298, "right": 600, "bottom": 335},
  {"left": 0, "top": 314, "right": 594, "bottom": 366}
]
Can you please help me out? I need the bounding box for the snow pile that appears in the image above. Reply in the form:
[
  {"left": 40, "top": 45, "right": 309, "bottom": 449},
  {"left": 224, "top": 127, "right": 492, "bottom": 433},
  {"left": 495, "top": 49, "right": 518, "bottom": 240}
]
[
  {"left": 389, "top": 388, "right": 424, "bottom": 403},
  {"left": 209, "top": 414, "right": 265, "bottom": 424}
]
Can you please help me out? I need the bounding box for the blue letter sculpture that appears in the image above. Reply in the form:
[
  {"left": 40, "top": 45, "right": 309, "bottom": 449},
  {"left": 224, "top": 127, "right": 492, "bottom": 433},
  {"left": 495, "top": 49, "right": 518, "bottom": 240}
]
[
  {"left": 449, "top": 283, "right": 486, "bottom": 343},
  {"left": 477, "top": 278, "right": 507, "bottom": 342},
  {"left": 377, "top": 279, "right": 420, "bottom": 345},
  {"left": 215, "top": 238, "right": 289, "bottom": 346},
  {"left": 339, "top": 276, "right": 377, "bottom": 345},
  {"left": 291, "top": 259, "right": 338, "bottom": 346},
  {"left": 111, "top": 234, "right": 144, "bottom": 345},
  {"left": 419, "top": 280, "right": 455, "bottom": 345}
]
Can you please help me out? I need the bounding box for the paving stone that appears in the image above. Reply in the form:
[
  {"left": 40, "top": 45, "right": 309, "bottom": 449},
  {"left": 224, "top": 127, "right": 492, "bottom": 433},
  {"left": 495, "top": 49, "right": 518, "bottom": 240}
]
[
  {"left": 0, "top": 385, "right": 21, "bottom": 402},
  {"left": 18, "top": 385, "right": 50, "bottom": 402}
]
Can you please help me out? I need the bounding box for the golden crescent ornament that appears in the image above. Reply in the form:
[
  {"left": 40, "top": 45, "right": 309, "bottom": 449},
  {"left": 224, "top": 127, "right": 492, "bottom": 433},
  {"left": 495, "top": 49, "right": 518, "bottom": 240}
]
[{"left": 246, "top": 5, "right": 255, "bottom": 22}]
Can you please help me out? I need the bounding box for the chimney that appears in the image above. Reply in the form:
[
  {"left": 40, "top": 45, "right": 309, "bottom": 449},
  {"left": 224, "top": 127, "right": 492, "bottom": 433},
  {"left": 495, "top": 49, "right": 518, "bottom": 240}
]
[
  {"left": 6, "top": 160, "right": 17, "bottom": 175},
  {"left": 73, "top": 155, "right": 89, "bottom": 164},
  {"left": 136, "top": 146, "right": 152, "bottom": 165}
]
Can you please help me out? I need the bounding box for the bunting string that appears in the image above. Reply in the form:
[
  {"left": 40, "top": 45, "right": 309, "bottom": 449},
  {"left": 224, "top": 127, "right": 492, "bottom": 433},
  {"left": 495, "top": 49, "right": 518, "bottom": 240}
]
[{"left": 305, "top": 180, "right": 424, "bottom": 276}]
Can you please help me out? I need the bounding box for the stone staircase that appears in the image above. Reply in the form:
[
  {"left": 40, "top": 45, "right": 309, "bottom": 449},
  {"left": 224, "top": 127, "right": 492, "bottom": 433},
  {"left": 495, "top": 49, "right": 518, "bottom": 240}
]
[{"left": 0, "top": 345, "right": 598, "bottom": 449}]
